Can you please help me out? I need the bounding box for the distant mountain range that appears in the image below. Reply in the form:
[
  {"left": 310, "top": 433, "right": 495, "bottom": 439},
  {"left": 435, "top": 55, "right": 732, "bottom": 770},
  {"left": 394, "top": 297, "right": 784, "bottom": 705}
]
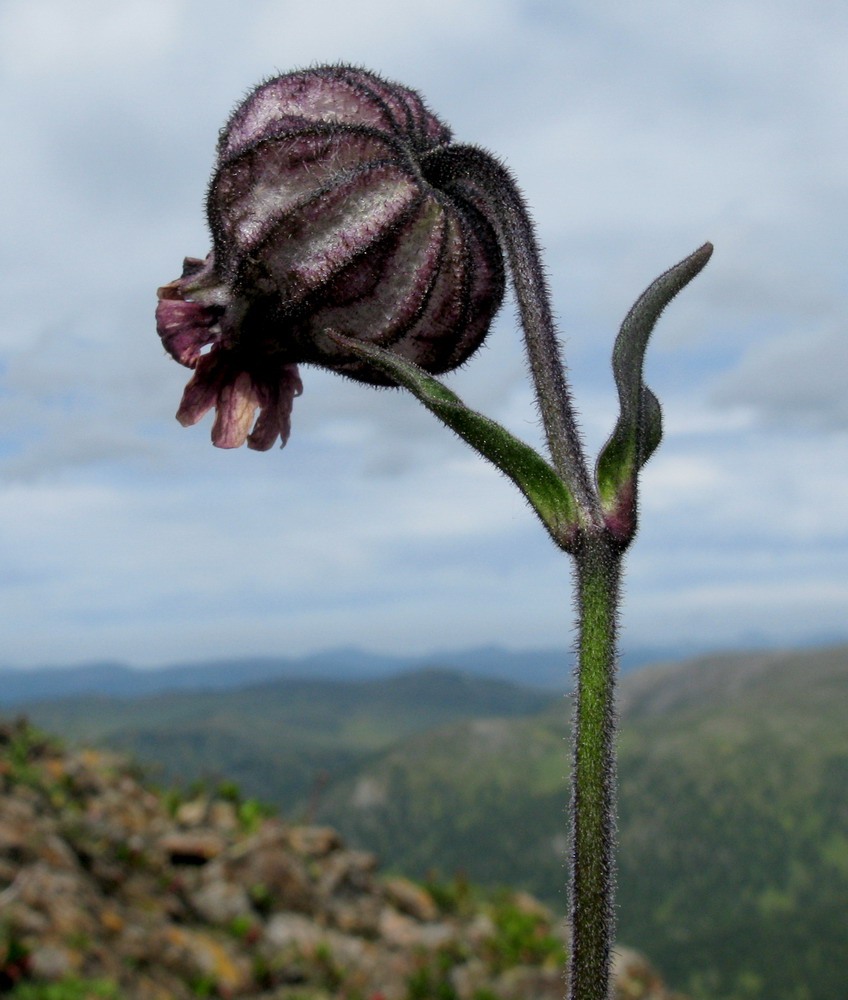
[
  {"left": 314, "top": 645, "right": 848, "bottom": 1000},
  {"left": 6, "top": 643, "right": 847, "bottom": 1000},
  {"left": 0, "top": 639, "right": 803, "bottom": 704},
  {"left": 10, "top": 668, "right": 557, "bottom": 812}
]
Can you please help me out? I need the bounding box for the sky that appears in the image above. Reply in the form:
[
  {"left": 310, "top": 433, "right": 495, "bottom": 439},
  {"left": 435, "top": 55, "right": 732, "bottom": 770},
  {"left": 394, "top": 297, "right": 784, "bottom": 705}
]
[{"left": 0, "top": 0, "right": 846, "bottom": 669}]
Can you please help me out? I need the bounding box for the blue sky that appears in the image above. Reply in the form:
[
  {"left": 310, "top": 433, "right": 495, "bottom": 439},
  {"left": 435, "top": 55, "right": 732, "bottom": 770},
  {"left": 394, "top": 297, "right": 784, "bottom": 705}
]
[{"left": 1, "top": 0, "right": 846, "bottom": 668}]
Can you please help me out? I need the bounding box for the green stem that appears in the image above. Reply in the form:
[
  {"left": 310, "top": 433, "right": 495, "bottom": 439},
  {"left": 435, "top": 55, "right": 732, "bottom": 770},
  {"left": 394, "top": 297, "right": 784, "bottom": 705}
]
[{"left": 569, "top": 531, "right": 622, "bottom": 1000}]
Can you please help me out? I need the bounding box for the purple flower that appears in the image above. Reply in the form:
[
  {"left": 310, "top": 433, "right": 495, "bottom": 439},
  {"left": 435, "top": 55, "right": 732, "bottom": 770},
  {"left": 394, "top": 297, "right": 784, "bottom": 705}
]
[{"left": 156, "top": 65, "right": 505, "bottom": 449}]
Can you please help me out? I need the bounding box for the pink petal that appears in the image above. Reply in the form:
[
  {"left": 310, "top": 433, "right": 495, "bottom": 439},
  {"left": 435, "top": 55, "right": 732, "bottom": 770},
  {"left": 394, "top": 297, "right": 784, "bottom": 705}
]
[
  {"left": 211, "top": 371, "right": 262, "bottom": 449},
  {"left": 176, "top": 356, "right": 222, "bottom": 427},
  {"left": 156, "top": 296, "right": 219, "bottom": 367},
  {"left": 247, "top": 364, "right": 304, "bottom": 451}
]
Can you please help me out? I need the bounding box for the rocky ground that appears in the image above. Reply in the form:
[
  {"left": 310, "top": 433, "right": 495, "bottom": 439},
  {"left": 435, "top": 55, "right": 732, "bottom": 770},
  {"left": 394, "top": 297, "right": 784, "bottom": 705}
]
[{"left": 0, "top": 718, "right": 687, "bottom": 1000}]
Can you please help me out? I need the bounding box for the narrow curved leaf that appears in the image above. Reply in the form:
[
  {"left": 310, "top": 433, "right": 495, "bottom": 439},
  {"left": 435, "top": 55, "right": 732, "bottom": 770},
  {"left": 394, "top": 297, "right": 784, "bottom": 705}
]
[
  {"left": 330, "top": 334, "right": 581, "bottom": 550},
  {"left": 596, "top": 243, "right": 713, "bottom": 539}
]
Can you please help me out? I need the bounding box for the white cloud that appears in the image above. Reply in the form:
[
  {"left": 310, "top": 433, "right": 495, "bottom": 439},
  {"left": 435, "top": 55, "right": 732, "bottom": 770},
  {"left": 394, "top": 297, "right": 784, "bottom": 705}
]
[
  {"left": 0, "top": 1, "right": 180, "bottom": 76},
  {"left": 711, "top": 325, "right": 848, "bottom": 429},
  {"left": 640, "top": 455, "right": 726, "bottom": 510},
  {"left": 0, "top": 0, "right": 846, "bottom": 666}
]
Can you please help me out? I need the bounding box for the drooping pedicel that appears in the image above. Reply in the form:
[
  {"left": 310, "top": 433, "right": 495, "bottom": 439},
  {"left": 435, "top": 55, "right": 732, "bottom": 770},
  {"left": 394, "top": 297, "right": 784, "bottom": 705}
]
[{"left": 156, "top": 65, "right": 505, "bottom": 450}]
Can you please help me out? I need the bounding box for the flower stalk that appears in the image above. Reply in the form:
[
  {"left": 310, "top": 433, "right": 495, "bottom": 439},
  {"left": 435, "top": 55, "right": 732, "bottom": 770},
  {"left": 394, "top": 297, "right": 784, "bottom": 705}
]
[
  {"left": 156, "top": 65, "right": 713, "bottom": 999},
  {"left": 570, "top": 531, "right": 622, "bottom": 1000},
  {"left": 423, "top": 145, "right": 600, "bottom": 522}
]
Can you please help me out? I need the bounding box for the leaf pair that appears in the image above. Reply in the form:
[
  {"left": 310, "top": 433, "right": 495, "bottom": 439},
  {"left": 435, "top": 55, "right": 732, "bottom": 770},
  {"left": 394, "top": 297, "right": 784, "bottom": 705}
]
[{"left": 334, "top": 243, "right": 713, "bottom": 552}]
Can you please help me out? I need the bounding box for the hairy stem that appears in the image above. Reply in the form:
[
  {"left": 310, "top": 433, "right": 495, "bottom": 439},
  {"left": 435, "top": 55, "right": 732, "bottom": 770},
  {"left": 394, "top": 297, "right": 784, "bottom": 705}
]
[
  {"left": 423, "top": 145, "right": 600, "bottom": 525},
  {"left": 569, "top": 532, "right": 621, "bottom": 1000}
]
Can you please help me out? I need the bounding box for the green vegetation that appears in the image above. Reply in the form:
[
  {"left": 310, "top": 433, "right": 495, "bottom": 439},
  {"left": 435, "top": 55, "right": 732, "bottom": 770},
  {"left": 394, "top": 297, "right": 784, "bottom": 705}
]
[
  {"left": 484, "top": 894, "right": 566, "bottom": 972},
  {"left": 214, "top": 778, "right": 276, "bottom": 832},
  {"left": 314, "top": 647, "right": 848, "bottom": 1000},
  {"left": 320, "top": 714, "right": 569, "bottom": 895},
  {"left": 405, "top": 962, "right": 459, "bottom": 1000},
  {"left": 10, "top": 646, "right": 848, "bottom": 1000},
  {"left": 614, "top": 647, "right": 848, "bottom": 1000},
  {"left": 420, "top": 874, "right": 477, "bottom": 917},
  {"left": 188, "top": 974, "right": 216, "bottom": 998},
  {"left": 19, "top": 670, "right": 552, "bottom": 812},
  {"left": 6, "top": 977, "right": 121, "bottom": 1000},
  {"left": 1, "top": 721, "right": 63, "bottom": 792},
  {"left": 159, "top": 775, "right": 277, "bottom": 834},
  {"left": 227, "top": 914, "right": 260, "bottom": 943}
]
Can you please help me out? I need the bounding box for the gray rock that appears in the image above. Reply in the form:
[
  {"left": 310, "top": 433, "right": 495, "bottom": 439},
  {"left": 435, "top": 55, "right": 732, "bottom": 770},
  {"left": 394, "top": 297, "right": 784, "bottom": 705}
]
[
  {"left": 286, "top": 824, "right": 342, "bottom": 856},
  {"left": 382, "top": 875, "right": 439, "bottom": 921},
  {"left": 28, "top": 943, "right": 77, "bottom": 980},
  {"left": 189, "top": 878, "right": 253, "bottom": 925},
  {"left": 378, "top": 905, "right": 454, "bottom": 950}
]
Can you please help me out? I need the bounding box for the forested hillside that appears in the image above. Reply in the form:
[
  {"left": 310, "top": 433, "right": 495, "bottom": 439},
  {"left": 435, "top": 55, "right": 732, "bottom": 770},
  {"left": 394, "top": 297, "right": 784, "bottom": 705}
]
[
  {"left": 15, "top": 645, "right": 848, "bottom": 999},
  {"left": 314, "top": 646, "right": 848, "bottom": 1000}
]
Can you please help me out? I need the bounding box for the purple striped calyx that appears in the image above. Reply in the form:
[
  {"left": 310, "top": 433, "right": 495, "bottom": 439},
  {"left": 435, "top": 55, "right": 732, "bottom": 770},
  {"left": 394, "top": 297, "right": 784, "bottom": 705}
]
[{"left": 156, "top": 65, "right": 505, "bottom": 450}]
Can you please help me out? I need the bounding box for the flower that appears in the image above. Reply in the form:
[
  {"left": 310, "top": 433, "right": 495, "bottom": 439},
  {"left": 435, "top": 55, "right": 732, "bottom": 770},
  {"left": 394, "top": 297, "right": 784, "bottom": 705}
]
[{"left": 156, "top": 65, "right": 505, "bottom": 449}]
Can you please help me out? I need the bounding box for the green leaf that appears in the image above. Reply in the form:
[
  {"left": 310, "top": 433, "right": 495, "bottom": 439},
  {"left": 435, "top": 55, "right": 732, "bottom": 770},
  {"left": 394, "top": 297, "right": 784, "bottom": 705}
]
[
  {"left": 329, "top": 334, "right": 581, "bottom": 550},
  {"left": 596, "top": 243, "right": 713, "bottom": 538}
]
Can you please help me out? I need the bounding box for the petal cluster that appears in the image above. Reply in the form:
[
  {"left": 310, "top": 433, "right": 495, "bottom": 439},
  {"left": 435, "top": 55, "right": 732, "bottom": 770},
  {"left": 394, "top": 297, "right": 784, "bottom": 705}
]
[{"left": 156, "top": 65, "right": 505, "bottom": 449}]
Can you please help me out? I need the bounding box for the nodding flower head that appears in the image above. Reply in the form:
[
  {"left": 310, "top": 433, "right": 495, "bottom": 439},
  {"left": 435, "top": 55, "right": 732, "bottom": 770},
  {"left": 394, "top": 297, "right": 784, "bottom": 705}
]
[{"left": 156, "top": 64, "right": 505, "bottom": 450}]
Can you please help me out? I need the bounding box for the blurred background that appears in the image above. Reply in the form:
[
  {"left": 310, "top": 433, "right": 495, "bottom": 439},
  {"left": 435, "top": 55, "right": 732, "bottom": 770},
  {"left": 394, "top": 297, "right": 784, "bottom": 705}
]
[
  {"left": 1, "top": 0, "right": 846, "bottom": 669},
  {"left": 2, "top": 4, "right": 847, "bottom": 998}
]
